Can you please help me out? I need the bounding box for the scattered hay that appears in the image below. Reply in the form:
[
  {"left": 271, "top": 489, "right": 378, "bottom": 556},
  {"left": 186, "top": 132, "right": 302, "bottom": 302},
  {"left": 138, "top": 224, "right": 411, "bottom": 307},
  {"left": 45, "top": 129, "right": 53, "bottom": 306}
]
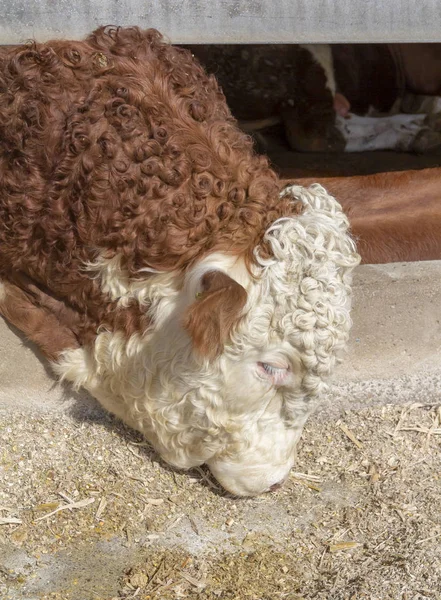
[
  {"left": 1, "top": 403, "right": 440, "bottom": 599},
  {"left": 118, "top": 546, "right": 304, "bottom": 600},
  {"left": 34, "top": 497, "right": 95, "bottom": 522}
]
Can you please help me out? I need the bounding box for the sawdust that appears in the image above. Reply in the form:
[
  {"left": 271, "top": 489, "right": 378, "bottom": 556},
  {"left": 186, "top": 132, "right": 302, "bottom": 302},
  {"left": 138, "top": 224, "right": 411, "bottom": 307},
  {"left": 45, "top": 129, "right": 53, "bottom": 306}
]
[{"left": 1, "top": 402, "right": 441, "bottom": 599}]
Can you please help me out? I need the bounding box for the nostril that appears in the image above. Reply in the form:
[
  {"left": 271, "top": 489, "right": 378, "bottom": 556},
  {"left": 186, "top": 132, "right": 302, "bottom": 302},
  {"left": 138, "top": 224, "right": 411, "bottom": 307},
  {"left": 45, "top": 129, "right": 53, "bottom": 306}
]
[{"left": 269, "top": 479, "right": 285, "bottom": 492}]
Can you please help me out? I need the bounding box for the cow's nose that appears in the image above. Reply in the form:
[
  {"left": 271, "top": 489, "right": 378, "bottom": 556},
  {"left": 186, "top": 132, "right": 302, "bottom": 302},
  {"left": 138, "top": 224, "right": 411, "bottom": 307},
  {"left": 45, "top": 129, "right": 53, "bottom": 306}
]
[{"left": 269, "top": 478, "right": 286, "bottom": 492}]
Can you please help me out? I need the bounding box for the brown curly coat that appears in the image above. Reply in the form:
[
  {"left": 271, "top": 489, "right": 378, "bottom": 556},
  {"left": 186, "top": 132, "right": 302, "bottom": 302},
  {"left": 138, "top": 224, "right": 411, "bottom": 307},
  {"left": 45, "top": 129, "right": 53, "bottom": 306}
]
[{"left": 0, "top": 26, "right": 296, "bottom": 351}]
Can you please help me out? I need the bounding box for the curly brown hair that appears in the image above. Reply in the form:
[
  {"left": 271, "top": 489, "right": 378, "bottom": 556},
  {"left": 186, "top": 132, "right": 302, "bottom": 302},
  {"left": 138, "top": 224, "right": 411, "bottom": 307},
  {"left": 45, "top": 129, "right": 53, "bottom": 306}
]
[{"left": 0, "top": 26, "right": 294, "bottom": 340}]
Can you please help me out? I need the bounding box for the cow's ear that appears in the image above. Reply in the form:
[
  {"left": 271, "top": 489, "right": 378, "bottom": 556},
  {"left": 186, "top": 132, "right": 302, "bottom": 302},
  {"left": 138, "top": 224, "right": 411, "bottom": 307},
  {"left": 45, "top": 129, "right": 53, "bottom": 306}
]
[{"left": 183, "top": 270, "right": 247, "bottom": 361}]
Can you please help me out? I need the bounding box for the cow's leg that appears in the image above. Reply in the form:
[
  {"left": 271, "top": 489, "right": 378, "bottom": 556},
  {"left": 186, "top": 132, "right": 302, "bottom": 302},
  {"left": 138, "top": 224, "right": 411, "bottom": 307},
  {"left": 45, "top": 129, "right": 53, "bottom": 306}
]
[
  {"left": 335, "top": 113, "right": 441, "bottom": 153},
  {"left": 0, "top": 277, "right": 80, "bottom": 361}
]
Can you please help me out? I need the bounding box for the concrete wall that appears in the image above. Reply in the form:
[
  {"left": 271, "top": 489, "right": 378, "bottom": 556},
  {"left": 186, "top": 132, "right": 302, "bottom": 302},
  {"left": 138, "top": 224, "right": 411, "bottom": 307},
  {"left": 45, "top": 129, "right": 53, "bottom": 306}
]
[{"left": 1, "top": 0, "right": 441, "bottom": 45}]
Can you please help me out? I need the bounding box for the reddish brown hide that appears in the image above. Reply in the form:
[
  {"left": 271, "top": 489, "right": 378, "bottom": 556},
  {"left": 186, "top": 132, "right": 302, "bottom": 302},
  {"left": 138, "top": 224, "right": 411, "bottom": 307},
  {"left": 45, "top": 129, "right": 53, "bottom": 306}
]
[{"left": 288, "top": 167, "right": 441, "bottom": 265}]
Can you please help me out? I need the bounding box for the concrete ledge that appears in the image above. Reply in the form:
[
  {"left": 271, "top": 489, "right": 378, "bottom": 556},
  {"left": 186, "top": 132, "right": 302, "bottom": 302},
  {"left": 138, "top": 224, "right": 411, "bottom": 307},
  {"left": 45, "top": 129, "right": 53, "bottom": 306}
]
[
  {"left": 1, "top": 260, "right": 440, "bottom": 415},
  {"left": 323, "top": 260, "right": 441, "bottom": 415},
  {"left": 1, "top": 1, "right": 441, "bottom": 45},
  {"left": 341, "top": 261, "right": 441, "bottom": 381}
]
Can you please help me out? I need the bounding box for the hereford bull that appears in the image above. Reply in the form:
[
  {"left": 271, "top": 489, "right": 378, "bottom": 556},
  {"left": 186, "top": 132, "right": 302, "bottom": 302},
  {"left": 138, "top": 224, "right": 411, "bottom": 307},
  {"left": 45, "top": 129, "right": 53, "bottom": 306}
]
[{"left": 0, "top": 27, "right": 359, "bottom": 496}]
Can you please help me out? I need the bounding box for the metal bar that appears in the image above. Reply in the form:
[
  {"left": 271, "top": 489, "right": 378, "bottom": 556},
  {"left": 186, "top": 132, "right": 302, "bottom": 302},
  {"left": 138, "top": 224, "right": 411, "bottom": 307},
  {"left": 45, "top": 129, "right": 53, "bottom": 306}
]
[{"left": 0, "top": 0, "right": 440, "bottom": 45}]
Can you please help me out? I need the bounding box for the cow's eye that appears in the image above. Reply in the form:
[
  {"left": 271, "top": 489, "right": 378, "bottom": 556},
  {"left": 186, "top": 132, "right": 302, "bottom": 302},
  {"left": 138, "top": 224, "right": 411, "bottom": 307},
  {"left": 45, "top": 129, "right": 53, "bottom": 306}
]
[
  {"left": 259, "top": 362, "right": 285, "bottom": 375},
  {"left": 258, "top": 362, "right": 289, "bottom": 383}
]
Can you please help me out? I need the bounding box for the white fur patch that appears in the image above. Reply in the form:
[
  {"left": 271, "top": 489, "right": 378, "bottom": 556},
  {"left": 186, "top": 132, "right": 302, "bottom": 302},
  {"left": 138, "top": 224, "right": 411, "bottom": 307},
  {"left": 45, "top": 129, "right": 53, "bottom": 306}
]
[
  {"left": 55, "top": 185, "right": 359, "bottom": 496},
  {"left": 84, "top": 253, "right": 180, "bottom": 329},
  {"left": 52, "top": 346, "right": 92, "bottom": 389},
  {"left": 244, "top": 183, "right": 359, "bottom": 404},
  {"left": 336, "top": 112, "right": 427, "bottom": 152},
  {"left": 83, "top": 253, "right": 163, "bottom": 303},
  {"left": 301, "top": 44, "right": 336, "bottom": 96}
]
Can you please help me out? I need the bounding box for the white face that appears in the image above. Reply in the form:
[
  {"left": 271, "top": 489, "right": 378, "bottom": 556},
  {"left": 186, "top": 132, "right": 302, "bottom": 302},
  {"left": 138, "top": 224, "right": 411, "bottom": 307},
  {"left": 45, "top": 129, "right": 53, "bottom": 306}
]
[
  {"left": 143, "top": 184, "right": 359, "bottom": 496},
  {"left": 147, "top": 338, "right": 313, "bottom": 497},
  {"left": 205, "top": 351, "right": 312, "bottom": 496}
]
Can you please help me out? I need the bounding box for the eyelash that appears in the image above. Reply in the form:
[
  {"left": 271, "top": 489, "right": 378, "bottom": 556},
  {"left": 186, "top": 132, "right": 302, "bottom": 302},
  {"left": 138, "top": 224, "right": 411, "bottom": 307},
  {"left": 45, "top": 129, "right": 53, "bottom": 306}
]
[
  {"left": 260, "top": 362, "right": 284, "bottom": 376},
  {"left": 258, "top": 362, "right": 289, "bottom": 383}
]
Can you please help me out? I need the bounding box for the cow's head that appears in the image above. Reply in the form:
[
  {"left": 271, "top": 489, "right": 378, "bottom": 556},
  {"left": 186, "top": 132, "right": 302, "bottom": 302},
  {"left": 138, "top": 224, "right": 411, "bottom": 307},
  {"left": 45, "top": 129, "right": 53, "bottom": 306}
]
[
  {"left": 134, "top": 184, "right": 359, "bottom": 496},
  {"left": 67, "top": 184, "right": 358, "bottom": 496}
]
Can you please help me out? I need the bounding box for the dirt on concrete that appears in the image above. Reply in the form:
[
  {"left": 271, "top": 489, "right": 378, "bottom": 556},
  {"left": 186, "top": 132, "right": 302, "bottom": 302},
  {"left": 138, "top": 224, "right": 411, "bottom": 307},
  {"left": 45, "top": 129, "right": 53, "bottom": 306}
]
[{"left": 1, "top": 398, "right": 441, "bottom": 600}]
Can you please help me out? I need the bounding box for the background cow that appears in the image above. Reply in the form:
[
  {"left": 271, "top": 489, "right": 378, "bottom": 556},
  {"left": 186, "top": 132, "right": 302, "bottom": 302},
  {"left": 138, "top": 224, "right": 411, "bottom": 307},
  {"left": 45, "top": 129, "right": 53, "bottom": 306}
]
[
  {"left": 186, "top": 43, "right": 441, "bottom": 154},
  {"left": 289, "top": 167, "right": 441, "bottom": 264}
]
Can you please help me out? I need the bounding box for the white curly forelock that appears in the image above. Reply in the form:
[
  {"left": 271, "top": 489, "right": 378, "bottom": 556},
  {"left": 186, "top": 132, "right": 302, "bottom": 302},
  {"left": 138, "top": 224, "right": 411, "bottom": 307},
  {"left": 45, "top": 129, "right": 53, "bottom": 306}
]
[{"left": 232, "top": 183, "right": 359, "bottom": 398}]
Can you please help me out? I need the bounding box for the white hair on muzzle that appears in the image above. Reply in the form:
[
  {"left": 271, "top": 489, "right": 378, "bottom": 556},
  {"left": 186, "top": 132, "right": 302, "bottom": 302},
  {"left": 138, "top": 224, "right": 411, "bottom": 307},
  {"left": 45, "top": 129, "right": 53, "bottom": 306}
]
[{"left": 54, "top": 183, "right": 360, "bottom": 497}]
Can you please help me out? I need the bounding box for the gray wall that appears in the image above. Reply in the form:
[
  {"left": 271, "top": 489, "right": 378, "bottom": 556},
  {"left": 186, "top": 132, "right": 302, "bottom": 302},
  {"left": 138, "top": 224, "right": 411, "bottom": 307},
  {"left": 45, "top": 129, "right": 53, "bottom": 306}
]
[{"left": 1, "top": 0, "right": 441, "bottom": 44}]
